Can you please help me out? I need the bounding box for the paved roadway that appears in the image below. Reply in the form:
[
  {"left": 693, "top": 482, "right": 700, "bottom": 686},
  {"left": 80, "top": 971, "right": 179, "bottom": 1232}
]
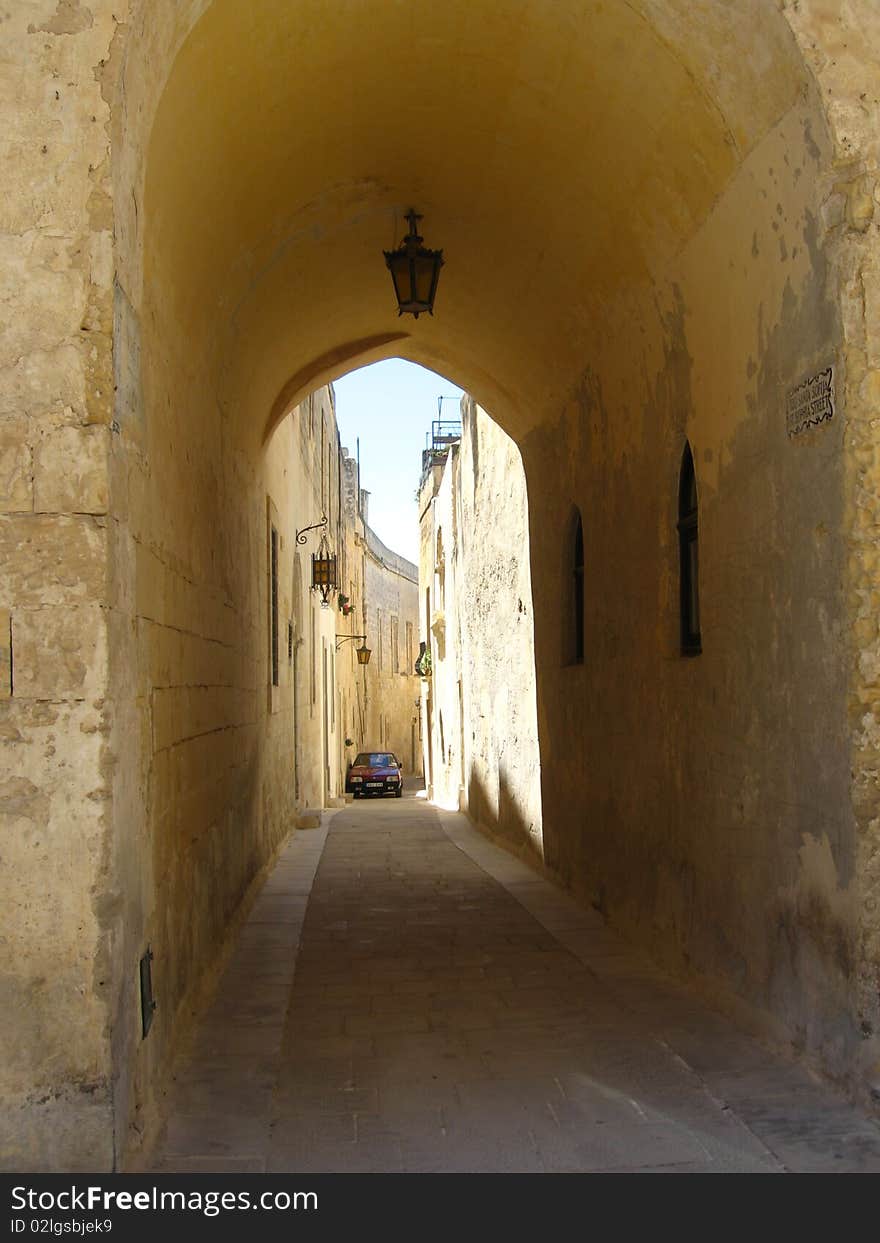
[{"left": 145, "top": 791, "right": 880, "bottom": 1173}]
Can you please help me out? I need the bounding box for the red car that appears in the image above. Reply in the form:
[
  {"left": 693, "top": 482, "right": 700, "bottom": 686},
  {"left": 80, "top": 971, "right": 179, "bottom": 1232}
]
[{"left": 346, "top": 751, "right": 403, "bottom": 798}]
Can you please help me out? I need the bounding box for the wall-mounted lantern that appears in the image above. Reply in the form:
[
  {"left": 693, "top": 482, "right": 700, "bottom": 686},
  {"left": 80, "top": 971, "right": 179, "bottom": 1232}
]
[
  {"left": 336, "top": 634, "right": 371, "bottom": 664},
  {"left": 311, "top": 535, "right": 337, "bottom": 608},
  {"left": 384, "top": 209, "right": 444, "bottom": 318},
  {"left": 296, "top": 518, "right": 337, "bottom": 607}
]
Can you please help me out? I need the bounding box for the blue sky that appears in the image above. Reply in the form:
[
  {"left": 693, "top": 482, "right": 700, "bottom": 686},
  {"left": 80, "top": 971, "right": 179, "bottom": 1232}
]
[{"left": 332, "top": 359, "right": 464, "bottom": 565}]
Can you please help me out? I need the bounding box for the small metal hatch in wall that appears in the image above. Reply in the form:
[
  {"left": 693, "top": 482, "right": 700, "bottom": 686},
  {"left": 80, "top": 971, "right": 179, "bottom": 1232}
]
[{"left": 139, "top": 946, "right": 156, "bottom": 1038}]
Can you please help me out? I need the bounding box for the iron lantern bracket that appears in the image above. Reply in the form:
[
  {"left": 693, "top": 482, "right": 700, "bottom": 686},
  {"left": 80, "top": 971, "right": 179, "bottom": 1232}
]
[
  {"left": 296, "top": 516, "right": 328, "bottom": 545},
  {"left": 335, "top": 634, "right": 367, "bottom": 652}
]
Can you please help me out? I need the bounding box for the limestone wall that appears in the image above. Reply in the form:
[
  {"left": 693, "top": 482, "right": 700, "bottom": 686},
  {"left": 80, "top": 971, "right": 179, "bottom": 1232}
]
[
  {"left": 522, "top": 81, "right": 862, "bottom": 1081},
  {"left": 0, "top": 0, "right": 121, "bottom": 1170},
  {"left": 418, "top": 404, "right": 541, "bottom": 854},
  {"left": 457, "top": 400, "right": 542, "bottom": 860},
  {"left": 418, "top": 454, "right": 460, "bottom": 807},
  {"left": 781, "top": 0, "right": 880, "bottom": 1096},
  {"left": 114, "top": 364, "right": 359, "bottom": 1163},
  {"left": 361, "top": 527, "right": 421, "bottom": 775}
]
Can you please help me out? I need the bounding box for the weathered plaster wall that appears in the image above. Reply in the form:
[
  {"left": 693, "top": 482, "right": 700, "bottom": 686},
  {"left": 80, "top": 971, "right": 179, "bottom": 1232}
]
[
  {"left": 780, "top": 0, "right": 880, "bottom": 1095},
  {"left": 335, "top": 452, "right": 368, "bottom": 787},
  {"left": 418, "top": 452, "right": 461, "bottom": 809},
  {"left": 287, "top": 388, "right": 350, "bottom": 813},
  {"left": 456, "top": 399, "right": 542, "bottom": 862},
  {"left": 115, "top": 364, "right": 356, "bottom": 1161},
  {"left": 418, "top": 402, "right": 540, "bottom": 844},
  {"left": 523, "top": 82, "right": 862, "bottom": 1081},
  {"left": 335, "top": 449, "right": 421, "bottom": 782},
  {"left": 0, "top": 0, "right": 123, "bottom": 1170},
  {"left": 98, "top": 344, "right": 410, "bottom": 1175},
  {"left": 361, "top": 527, "right": 420, "bottom": 774}
]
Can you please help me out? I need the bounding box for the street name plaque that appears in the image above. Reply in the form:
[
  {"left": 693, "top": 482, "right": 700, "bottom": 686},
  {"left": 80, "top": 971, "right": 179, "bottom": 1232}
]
[{"left": 786, "top": 366, "right": 834, "bottom": 437}]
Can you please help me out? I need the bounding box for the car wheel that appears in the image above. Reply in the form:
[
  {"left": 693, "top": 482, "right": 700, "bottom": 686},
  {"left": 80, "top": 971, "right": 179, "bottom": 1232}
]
[{"left": 395, "top": 786, "right": 403, "bottom": 798}]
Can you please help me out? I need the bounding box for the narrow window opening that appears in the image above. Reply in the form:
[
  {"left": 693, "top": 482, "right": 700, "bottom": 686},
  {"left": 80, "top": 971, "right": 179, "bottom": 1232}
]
[
  {"left": 573, "top": 512, "right": 584, "bottom": 664},
  {"left": 678, "top": 442, "right": 701, "bottom": 656},
  {"left": 270, "top": 525, "right": 280, "bottom": 686},
  {"left": 139, "top": 946, "right": 156, "bottom": 1039}
]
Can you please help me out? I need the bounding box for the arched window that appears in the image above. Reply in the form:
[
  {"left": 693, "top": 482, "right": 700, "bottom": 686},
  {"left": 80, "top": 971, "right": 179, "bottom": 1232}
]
[
  {"left": 678, "top": 442, "right": 701, "bottom": 655},
  {"left": 572, "top": 508, "right": 584, "bottom": 664}
]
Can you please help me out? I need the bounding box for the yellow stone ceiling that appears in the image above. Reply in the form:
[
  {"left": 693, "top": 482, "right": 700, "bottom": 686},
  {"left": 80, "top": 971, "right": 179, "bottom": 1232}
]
[{"left": 142, "top": 0, "right": 809, "bottom": 443}]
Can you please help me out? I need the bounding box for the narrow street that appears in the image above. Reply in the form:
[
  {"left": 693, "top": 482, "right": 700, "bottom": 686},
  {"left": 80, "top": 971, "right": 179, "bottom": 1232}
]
[{"left": 144, "top": 794, "right": 880, "bottom": 1173}]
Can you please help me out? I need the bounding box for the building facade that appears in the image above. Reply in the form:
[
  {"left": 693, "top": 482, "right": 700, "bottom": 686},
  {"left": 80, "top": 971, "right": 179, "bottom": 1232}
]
[
  {"left": 418, "top": 399, "right": 542, "bottom": 857},
  {"left": 338, "top": 458, "right": 422, "bottom": 781}
]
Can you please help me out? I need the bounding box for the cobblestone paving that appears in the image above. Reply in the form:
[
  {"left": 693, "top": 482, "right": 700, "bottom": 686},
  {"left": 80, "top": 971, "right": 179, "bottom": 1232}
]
[{"left": 145, "top": 796, "right": 880, "bottom": 1173}]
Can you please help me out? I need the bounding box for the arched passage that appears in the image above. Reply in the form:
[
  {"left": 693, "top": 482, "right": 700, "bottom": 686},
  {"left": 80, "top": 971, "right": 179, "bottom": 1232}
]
[
  {"left": 122, "top": 0, "right": 821, "bottom": 446},
  {"left": 4, "top": 0, "right": 880, "bottom": 1170}
]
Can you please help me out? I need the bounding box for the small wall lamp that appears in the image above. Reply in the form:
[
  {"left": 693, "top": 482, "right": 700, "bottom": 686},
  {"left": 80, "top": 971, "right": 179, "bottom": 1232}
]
[{"left": 336, "top": 634, "right": 371, "bottom": 664}]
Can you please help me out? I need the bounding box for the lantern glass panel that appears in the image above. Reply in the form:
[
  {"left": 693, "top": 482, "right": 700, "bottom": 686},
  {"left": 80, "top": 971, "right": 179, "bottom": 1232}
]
[
  {"left": 414, "top": 254, "right": 437, "bottom": 305},
  {"left": 387, "top": 254, "right": 409, "bottom": 304},
  {"left": 312, "top": 554, "right": 337, "bottom": 589}
]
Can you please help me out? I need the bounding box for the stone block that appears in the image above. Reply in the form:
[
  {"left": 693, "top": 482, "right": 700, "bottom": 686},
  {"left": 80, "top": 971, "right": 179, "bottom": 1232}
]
[
  {"left": 11, "top": 605, "right": 107, "bottom": 699},
  {"left": 34, "top": 424, "right": 108, "bottom": 515},
  {"left": 0, "top": 514, "right": 106, "bottom": 606},
  {"left": 0, "top": 234, "right": 86, "bottom": 370},
  {"left": 0, "top": 417, "right": 33, "bottom": 512},
  {"left": 0, "top": 345, "right": 85, "bottom": 420}
]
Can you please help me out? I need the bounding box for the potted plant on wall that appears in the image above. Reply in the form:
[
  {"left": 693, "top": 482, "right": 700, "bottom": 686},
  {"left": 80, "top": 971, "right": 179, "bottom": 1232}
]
[
  {"left": 414, "top": 641, "right": 432, "bottom": 677},
  {"left": 338, "top": 592, "right": 352, "bottom": 616}
]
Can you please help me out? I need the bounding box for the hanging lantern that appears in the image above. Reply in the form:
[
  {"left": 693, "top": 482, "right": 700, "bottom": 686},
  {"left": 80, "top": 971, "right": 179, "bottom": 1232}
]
[
  {"left": 335, "top": 634, "right": 372, "bottom": 665},
  {"left": 311, "top": 534, "right": 337, "bottom": 606},
  {"left": 384, "top": 210, "right": 444, "bottom": 318}
]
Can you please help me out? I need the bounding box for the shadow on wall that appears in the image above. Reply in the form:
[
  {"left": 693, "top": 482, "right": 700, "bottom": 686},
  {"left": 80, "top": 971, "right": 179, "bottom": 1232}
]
[{"left": 467, "top": 766, "right": 544, "bottom": 871}]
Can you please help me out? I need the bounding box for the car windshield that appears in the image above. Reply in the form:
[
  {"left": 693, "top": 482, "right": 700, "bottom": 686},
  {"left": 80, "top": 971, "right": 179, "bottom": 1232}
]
[{"left": 353, "top": 753, "right": 397, "bottom": 767}]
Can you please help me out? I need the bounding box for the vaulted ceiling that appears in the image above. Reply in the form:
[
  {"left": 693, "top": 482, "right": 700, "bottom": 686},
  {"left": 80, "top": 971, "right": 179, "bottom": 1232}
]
[{"left": 141, "top": 0, "right": 810, "bottom": 443}]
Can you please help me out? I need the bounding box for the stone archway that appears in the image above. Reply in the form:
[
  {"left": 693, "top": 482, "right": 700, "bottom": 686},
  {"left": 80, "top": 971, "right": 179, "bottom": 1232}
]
[{"left": 3, "top": 0, "right": 880, "bottom": 1170}]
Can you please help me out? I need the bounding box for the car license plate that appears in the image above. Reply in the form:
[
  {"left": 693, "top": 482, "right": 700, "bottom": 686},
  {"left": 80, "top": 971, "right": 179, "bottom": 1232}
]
[{"left": 366, "top": 781, "right": 383, "bottom": 788}]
